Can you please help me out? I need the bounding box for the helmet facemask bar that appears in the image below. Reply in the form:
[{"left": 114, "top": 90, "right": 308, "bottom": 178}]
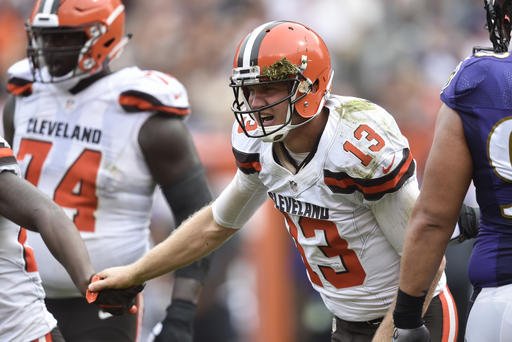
[
  {"left": 26, "top": 23, "right": 103, "bottom": 83},
  {"left": 485, "top": 0, "right": 512, "bottom": 52},
  {"left": 230, "top": 57, "right": 312, "bottom": 141}
]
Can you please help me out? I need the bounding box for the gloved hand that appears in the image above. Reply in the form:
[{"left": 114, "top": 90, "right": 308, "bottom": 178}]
[
  {"left": 457, "top": 204, "right": 480, "bottom": 242},
  {"left": 392, "top": 325, "right": 430, "bottom": 342},
  {"left": 86, "top": 275, "right": 145, "bottom": 316},
  {"left": 152, "top": 299, "right": 197, "bottom": 342}
]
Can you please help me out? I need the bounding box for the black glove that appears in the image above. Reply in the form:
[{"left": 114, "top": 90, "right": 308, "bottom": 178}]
[
  {"left": 457, "top": 204, "right": 480, "bottom": 242},
  {"left": 153, "top": 299, "right": 197, "bottom": 342},
  {"left": 86, "top": 275, "right": 145, "bottom": 316},
  {"left": 392, "top": 325, "right": 430, "bottom": 342}
]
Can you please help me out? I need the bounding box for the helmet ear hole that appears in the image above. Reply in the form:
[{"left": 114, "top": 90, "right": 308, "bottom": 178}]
[
  {"left": 311, "top": 80, "right": 319, "bottom": 93},
  {"left": 104, "top": 38, "right": 115, "bottom": 47}
]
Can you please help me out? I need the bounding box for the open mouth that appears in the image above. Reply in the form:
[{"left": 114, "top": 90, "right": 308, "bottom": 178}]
[{"left": 259, "top": 113, "right": 275, "bottom": 126}]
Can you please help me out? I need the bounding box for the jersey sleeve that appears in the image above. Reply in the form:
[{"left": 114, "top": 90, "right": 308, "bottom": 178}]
[
  {"left": 440, "top": 52, "right": 508, "bottom": 111},
  {"left": 324, "top": 100, "right": 416, "bottom": 201},
  {"left": 368, "top": 177, "right": 419, "bottom": 254},
  {"left": 118, "top": 68, "right": 190, "bottom": 117},
  {"left": 230, "top": 120, "right": 263, "bottom": 175},
  {"left": 6, "top": 59, "right": 33, "bottom": 97},
  {"left": 211, "top": 121, "right": 267, "bottom": 228},
  {"left": 212, "top": 170, "right": 267, "bottom": 229}
]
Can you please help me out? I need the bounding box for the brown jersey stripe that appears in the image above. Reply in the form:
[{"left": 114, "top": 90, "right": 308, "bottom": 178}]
[
  {"left": 0, "top": 157, "right": 18, "bottom": 167},
  {"left": 7, "top": 77, "right": 33, "bottom": 97},
  {"left": 232, "top": 147, "right": 261, "bottom": 174},
  {"left": 324, "top": 149, "right": 415, "bottom": 200},
  {"left": 119, "top": 91, "right": 190, "bottom": 116}
]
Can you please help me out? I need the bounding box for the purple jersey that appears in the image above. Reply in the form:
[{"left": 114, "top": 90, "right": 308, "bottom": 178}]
[{"left": 441, "top": 51, "right": 512, "bottom": 288}]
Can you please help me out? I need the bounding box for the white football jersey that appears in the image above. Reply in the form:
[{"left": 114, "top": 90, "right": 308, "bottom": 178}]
[
  {"left": 229, "top": 95, "right": 446, "bottom": 321},
  {"left": 0, "top": 138, "right": 57, "bottom": 341},
  {"left": 8, "top": 59, "right": 190, "bottom": 297}
]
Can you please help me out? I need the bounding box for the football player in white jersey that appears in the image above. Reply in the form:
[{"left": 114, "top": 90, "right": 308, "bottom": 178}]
[
  {"left": 0, "top": 137, "right": 94, "bottom": 341},
  {"left": 86, "top": 21, "right": 473, "bottom": 341},
  {"left": 3, "top": 0, "right": 213, "bottom": 341}
]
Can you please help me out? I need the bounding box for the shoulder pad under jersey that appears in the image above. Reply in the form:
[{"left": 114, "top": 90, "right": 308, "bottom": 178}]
[
  {"left": 115, "top": 67, "right": 190, "bottom": 117},
  {"left": 231, "top": 120, "right": 263, "bottom": 174},
  {"left": 6, "top": 59, "right": 34, "bottom": 97},
  {"left": 324, "top": 96, "right": 416, "bottom": 200},
  {"left": 440, "top": 52, "right": 512, "bottom": 110}
]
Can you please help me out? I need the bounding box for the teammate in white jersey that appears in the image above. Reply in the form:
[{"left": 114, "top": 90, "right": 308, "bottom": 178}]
[
  {"left": 3, "top": 0, "right": 213, "bottom": 341},
  {"left": 0, "top": 136, "right": 94, "bottom": 341},
  {"left": 87, "top": 21, "right": 476, "bottom": 341}
]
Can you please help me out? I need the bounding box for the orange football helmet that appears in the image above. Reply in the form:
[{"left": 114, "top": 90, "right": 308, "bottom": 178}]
[
  {"left": 26, "top": 0, "right": 128, "bottom": 83},
  {"left": 230, "top": 20, "right": 334, "bottom": 141}
]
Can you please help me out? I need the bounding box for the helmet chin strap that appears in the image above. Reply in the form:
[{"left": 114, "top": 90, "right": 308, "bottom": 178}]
[
  {"left": 255, "top": 104, "right": 294, "bottom": 142},
  {"left": 257, "top": 105, "right": 319, "bottom": 143}
]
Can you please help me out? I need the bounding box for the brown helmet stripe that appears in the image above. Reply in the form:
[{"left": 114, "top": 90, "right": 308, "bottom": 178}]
[
  {"left": 50, "top": 0, "right": 60, "bottom": 14},
  {"left": 237, "top": 21, "right": 283, "bottom": 68},
  {"left": 36, "top": 0, "right": 60, "bottom": 14},
  {"left": 236, "top": 34, "right": 250, "bottom": 68}
]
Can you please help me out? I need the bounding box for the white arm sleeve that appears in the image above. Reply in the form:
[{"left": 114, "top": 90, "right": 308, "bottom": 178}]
[
  {"left": 212, "top": 170, "right": 268, "bottom": 229},
  {"left": 367, "top": 177, "right": 420, "bottom": 255}
]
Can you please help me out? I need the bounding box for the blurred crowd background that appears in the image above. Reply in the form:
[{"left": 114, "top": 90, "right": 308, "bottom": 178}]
[{"left": 0, "top": 0, "right": 487, "bottom": 341}]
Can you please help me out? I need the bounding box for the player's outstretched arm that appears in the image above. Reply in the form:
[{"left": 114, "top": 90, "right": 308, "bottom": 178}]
[
  {"left": 0, "top": 171, "right": 94, "bottom": 294},
  {"left": 88, "top": 205, "right": 237, "bottom": 292}
]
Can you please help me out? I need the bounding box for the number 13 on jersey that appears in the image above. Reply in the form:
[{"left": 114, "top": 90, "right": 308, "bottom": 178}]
[{"left": 285, "top": 214, "right": 366, "bottom": 289}]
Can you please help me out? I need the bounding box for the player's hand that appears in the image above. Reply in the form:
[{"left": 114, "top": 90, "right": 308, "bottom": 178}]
[
  {"left": 87, "top": 265, "right": 140, "bottom": 292},
  {"left": 86, "top": 274, "right": 145, "bottom": 316},
  {"left": 151, "top": 299, "right": 197, "bottom": 342},
  {"left": 392, "top": 325, "right": 430, "bottom": 342},
  {"left": 457, "top": 204, "right": 480, "bottom": 242}
]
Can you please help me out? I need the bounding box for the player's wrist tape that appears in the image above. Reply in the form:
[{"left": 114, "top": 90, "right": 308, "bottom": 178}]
[{"left": 393, "top": 289, "right": 426, "bottom": 329}]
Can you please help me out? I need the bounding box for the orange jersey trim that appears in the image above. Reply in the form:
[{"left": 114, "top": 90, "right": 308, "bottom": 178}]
[
  {"left": 18, "top": 228, "right": 38, "bottom": 273},
  {"left": 232, "top": 148, "right": 261, "bottom": 174},
  {"left": 7, "top": 77, "right": 33, "bottom": 97},
  {"left": 324, "top": 149, "right": 415, "bottom": 200},
  {"left": 236, "top": 160, "right": 262, "bottom": 173},
  {"left": 119, "top": 94, "right": 190, "bottom": 116},
  {"left": 439, "top": 286, "right": 458, "bottom": 342},
  {"left": 0, "top": 147, "right": 14, "bottom": 158}
]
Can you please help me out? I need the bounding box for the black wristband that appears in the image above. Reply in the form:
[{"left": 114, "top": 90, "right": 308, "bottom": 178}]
[
  {"left": 393, "top": 289, "right": 426, "bottom": 329},
  {"left": 165, "top": 299, "right": 197, "bottom": 323}
]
